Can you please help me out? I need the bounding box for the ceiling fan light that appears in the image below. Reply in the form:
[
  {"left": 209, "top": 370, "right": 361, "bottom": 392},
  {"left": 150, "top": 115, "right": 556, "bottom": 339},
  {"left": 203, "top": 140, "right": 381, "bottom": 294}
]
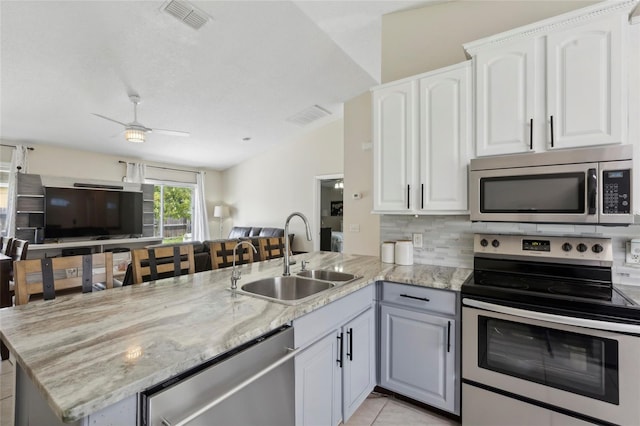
[{"left": 125, "top": 129, "right": 145, "bottom": 143}]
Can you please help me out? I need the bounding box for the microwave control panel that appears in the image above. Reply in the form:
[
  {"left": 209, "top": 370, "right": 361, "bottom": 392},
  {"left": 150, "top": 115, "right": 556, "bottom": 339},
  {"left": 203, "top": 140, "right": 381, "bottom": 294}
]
[{"left": 602, "top": 169, "right": 630, "bottom": 214}]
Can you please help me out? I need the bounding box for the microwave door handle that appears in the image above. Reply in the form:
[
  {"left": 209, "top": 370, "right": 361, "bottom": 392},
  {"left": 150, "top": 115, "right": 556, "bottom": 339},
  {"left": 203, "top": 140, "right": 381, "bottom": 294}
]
[{"left": 587, "top": 168, "right": 597, "bottom": 215}]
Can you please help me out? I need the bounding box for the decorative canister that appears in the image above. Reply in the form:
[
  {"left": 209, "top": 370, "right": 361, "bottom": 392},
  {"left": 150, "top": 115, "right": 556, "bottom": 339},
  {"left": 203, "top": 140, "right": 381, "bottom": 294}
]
[
  {"left": 381, "top": 241, "right": 395, "bottom": 263},
  {"left": 394, "top": 240, "right": 414, "bottom": 265}
]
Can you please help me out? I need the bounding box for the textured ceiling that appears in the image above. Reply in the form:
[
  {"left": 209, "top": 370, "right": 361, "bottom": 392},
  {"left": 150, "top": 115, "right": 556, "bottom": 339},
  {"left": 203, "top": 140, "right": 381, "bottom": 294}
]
[{"left": 0, "top": 0, "right": 430, "bottom": 170}]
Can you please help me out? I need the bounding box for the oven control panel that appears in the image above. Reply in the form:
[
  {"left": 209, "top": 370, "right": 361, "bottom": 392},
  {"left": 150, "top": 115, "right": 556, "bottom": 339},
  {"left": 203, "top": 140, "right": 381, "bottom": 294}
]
[{"left": 474, "top": 234, "right": 612, "bottom": 262}]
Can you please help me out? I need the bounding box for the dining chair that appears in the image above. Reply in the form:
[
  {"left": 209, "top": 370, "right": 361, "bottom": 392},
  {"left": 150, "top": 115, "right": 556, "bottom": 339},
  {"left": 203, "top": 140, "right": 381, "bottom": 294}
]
[
  {"left": 13, "top": 252, "right": 114, "bottom": 305},
  {"left": 258, "top": 237, "right": 287, "bottom": 261},
  {"left": 0, "top": 237, "right": 13, "bottom": 256},
  {"left": 131, "top": 244, "right": 195, "bottom": 284},
  {"left": 209, "top": 240, "right": 254, "bottom": 269},
  {"left": 9, "top": 238, "right": 29, "bottom": 262}
]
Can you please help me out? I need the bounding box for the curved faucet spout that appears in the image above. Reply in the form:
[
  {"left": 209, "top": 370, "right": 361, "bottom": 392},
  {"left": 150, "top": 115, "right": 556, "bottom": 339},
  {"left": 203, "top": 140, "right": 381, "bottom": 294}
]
[
  {"left": 230, "top": 241, "right": 258, "bottom": 290},
  {"left": 283, "top": 212, "right": 312, "bottom": 276}
]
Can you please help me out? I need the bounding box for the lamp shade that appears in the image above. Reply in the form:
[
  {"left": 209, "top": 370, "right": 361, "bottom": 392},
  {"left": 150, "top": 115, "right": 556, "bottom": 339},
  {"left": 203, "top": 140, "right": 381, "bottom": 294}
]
[{"left": 213, "top": 205, "right": 230, "bottom": 218}]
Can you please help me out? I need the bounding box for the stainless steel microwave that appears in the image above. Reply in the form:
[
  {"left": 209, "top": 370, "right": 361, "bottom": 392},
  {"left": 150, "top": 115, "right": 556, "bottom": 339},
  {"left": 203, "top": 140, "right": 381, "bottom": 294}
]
[{"left": 469, "top": 145, "right": 633, "bottom": 225}]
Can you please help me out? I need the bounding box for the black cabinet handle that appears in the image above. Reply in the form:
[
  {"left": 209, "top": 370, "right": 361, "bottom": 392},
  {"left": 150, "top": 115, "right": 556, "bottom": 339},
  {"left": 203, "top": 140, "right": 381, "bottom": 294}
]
[
  {"left": 407, "top": 184, "right": 410, "bottom": 209},
  {"left": 400, "top": 294, "right": 430, "bottom": 302},
  {"left": 587, "top": 168, "right": 597, "bottom": 215},
  {"left": 447, "top": 321, "right": 451, "bottom": 353},
  {"left": 550, "top": 115, "right": 554, "bottom": 148},
  {"left": 421, "top": 183, "right": 424, "bottom": 209},
  {"left": 336, "top": 332, "right": 343, "bottom": 368},
  {"left": 529, "top": 118, "right": 533, "bottom": 150},
  {"left": 346, "top": 328, "right": 353, "bottom": 361}
]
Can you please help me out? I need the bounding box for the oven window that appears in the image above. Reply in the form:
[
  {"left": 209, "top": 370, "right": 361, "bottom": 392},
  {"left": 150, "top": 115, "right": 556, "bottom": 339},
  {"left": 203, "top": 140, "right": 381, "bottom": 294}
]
[
  {"left": 480, "top": 172, "right": 585, "bottom": 213},
  {"left": 478, "top": 317, "right": 619, "bottom": 404}
]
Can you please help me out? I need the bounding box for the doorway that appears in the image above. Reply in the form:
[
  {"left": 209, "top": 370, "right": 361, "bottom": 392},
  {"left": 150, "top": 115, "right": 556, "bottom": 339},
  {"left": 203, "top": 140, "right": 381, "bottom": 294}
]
[{"left": 314, "top": 174, "right": 343, "bottom": 252}]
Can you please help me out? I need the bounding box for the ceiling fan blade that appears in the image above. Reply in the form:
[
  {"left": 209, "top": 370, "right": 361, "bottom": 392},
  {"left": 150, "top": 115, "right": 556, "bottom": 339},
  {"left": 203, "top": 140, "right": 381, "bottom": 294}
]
[
  {"left": 150, "top": 128, "right": 190, "bottom": 137},
  {"left": 92, "top": 113, "right": 127, "bottom": 127}
]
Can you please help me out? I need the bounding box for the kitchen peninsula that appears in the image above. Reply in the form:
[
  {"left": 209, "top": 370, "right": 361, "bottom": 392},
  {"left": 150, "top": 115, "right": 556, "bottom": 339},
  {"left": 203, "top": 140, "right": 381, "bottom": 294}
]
[{"left": 0, "top": 251, "right": 471, "bottom": 425}]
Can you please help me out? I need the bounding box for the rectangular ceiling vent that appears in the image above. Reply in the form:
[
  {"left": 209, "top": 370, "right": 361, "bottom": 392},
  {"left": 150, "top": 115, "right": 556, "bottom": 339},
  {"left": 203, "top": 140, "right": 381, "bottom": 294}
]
[
  {"left": 162, "top": 0, "right": 209, "bottom": 30},
  {"left": 286, "top": 105, "right": 332, "bottom": 126}
]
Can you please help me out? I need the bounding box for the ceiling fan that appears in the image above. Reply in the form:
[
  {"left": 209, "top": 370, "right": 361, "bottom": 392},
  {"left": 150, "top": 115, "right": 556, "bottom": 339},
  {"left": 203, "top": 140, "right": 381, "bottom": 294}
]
[{"left": 92, "top": 94, "right": 190, "bottom": 143}]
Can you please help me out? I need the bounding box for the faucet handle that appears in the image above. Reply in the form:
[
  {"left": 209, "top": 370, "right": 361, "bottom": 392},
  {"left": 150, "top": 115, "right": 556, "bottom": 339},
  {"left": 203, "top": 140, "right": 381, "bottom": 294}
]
[{"left": 301, "top": 260, "right": 309, "bottom": 271}]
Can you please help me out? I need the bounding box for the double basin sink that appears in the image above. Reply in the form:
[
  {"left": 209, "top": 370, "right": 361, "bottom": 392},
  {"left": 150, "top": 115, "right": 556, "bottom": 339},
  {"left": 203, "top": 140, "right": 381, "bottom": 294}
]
[{"left": 240, "top": 269, "right": 359, "bottom": 304}]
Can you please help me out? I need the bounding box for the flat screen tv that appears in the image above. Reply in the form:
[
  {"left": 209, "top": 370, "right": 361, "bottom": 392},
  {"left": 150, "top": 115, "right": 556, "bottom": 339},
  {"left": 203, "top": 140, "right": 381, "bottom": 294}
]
[{"left": 44, "top": 186, "right": 143, "bottom": 239}]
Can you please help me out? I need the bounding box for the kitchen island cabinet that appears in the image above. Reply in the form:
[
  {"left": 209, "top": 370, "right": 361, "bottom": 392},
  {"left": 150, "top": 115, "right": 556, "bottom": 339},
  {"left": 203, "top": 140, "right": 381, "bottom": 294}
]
[
  {"left": 0, "top": 252, "right": 471, "bottom": 425},
  {"left": 294, "top": 285, "right": 376, "bottom": 425}
]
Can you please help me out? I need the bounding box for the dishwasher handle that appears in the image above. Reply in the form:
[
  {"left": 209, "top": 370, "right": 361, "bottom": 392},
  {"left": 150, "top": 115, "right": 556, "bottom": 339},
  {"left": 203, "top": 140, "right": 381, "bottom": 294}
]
[{"left": 161, "top": 346, "right": 301, "bottom": 426}]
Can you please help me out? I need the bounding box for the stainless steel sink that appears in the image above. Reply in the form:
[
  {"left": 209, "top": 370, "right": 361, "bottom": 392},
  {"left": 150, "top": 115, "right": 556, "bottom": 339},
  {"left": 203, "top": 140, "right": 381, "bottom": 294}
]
[
  {"left": 241, "top": 276, "right": 335, "bottom": 302},
  {"left": 297, "top": 269, "right": 358, "bottom": 282}
]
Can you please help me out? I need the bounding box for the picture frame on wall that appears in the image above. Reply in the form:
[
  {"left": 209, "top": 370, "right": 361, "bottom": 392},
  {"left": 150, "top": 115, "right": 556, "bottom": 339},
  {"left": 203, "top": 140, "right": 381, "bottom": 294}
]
[{"left": 331, "top": 201, "right": 343, "bottom": 216}]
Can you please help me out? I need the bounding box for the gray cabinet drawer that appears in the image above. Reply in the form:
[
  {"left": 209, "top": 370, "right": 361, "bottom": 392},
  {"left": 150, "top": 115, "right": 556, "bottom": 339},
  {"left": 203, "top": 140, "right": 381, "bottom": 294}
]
[{"left": 381, "top": 282, "right": 456, "bottom": 316}]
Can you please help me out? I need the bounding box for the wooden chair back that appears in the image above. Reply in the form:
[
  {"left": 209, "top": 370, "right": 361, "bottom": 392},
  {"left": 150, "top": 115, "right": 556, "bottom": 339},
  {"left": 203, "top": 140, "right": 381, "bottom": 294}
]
[
  {"left": 209, "top": 240, "right": 254, "bottom": 269},
  {"left": 14, "top": 252, "right": 114, "bottom": 305},
  {"left": 131, "top": 245, "right": 195, "bottom": 284},
  {"left": 258, "top": 237, "right": 287, "bottom": 261},
  {"left": 10, "top": 239, "right": 29, "bottom": 262},
  {"left": 0, "top": 237, "right": 13, "bottom": 256}
]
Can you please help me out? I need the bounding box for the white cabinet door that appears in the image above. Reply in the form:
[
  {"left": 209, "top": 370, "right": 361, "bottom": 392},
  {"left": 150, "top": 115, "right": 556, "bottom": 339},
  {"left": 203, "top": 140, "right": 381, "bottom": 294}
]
[
  {"left": 547, "top": 15, "right": 625, "bottom": 149},
  {"left": 295, "top": 331, "right": 342, "bottom": 426},
  {"left": 380, "top": 304, "right": 456, "bottom": 413},
  {"left": 372, "top": 81, "right": 416, "bottom": 212},
  {"left": 342, "top": 308, "right": 376, "bottom": 422},
  {"left": 475, "top": 39, "right": 537, "bottom": 157},
  {"left": 418, "top": 63, "right": 471, "bottom": 212}
]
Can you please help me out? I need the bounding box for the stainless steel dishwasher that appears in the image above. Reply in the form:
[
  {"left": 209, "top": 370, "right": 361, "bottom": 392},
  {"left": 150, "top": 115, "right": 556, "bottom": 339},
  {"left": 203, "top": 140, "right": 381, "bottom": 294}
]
[{"left": 140, "top": 325, "right": 296, "bottom": 426}]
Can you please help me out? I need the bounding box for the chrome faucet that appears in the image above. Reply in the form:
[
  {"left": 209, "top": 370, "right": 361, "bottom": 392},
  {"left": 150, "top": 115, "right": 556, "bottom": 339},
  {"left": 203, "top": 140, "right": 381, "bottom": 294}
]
[
  {"left": 230, "top": 241, "right": 257, "bottom": 290},
  {"left": 283, "top": 212, "right": 312, "bottom": 276}
]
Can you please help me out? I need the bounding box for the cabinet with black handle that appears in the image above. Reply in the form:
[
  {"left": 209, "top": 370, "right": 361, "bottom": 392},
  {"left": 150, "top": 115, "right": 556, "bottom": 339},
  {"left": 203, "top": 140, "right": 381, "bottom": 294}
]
[
  {"left": 379, "top": 282, "right": 459, "bottom": 415},
  {"left": 294, "top": 285, "right": 375, "bottom": 426}
]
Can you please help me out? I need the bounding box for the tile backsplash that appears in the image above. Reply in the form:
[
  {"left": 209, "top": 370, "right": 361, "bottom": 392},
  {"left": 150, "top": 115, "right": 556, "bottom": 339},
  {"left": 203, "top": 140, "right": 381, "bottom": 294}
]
[{"left": 380, "top": 215, "right": 640, "bottom": 286}]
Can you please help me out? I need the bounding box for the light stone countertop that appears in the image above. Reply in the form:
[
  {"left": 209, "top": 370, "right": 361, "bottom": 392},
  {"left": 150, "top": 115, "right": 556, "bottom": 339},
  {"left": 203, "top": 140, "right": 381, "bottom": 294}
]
[{"left": 0, "top": 251, "right": 472, "bottom": 422}]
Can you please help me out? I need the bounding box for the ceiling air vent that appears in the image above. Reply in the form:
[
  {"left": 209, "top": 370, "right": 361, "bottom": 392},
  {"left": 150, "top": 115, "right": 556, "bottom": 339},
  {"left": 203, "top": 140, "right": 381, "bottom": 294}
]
[
  {"left": 286, "top": 105, "right": 332, "bottom": 126},
  {"left": 162, "top": 0, "right": 209, "bottom": 30}
]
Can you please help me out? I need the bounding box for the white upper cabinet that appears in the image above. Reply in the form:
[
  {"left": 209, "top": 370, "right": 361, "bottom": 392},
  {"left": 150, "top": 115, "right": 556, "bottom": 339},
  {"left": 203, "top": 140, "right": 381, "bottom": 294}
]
[
  {"left": 372, "top": 62, "right": 471, "bottom": 214},
  {"left": 474, "top": 39, "right": 537, "bottom": 156},
  {"left": 547, "top": 15, "right": 625, "bottom": 149},
  {"left": 372, "top": 81, "right": 416, "bottom": 212},
  {"left": 466, "top": 1, "right": 634, "bottom": 157},
  {"left": 418, "top": 63, "right": 471, "bottom": 212}
]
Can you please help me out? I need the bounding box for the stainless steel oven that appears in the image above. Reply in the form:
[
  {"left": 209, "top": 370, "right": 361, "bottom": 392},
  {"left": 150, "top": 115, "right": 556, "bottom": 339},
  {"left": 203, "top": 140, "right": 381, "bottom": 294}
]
[
  {"left": 461, "top": 234, "right": 640, "bottom": 426},
  {"left": 469, "top": 145, "right": 633, "bottom": 225}
]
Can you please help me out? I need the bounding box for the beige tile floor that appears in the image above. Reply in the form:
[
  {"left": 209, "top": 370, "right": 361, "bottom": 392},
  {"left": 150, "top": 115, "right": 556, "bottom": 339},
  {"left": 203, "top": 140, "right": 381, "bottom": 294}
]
[
  {"left": 343, "top": 393, "right": 460, "bottom": 426},
  {"left": 0, "top": 358, "right": 460, "bottom": 426}
]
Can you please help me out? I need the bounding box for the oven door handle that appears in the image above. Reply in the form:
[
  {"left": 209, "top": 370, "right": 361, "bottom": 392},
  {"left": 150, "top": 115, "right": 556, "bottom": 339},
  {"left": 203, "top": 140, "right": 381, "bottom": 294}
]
[{"left": 463, "top": 298, "right": 640, "bottom": 334}]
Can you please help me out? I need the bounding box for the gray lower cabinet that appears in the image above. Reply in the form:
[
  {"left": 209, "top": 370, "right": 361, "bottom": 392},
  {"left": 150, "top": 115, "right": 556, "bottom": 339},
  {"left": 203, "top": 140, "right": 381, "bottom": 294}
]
[
  {"left": 379, "top": 282, "right": 459, "bottom": 415},
  {"left": 294, "top": 285, "right": 376, "bottom": 426}
]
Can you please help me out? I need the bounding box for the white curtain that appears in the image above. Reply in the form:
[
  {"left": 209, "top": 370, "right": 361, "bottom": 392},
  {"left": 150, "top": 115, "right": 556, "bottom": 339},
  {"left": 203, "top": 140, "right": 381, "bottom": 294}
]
[
  {"left": 5, "top": 145, "right": 29, "bottom": 236},
  {"left": 123, "top": 162, "right": 146, "bottom": 183},
  {"left": 193, "top": 171, "right": 210, "bottom": 241}
]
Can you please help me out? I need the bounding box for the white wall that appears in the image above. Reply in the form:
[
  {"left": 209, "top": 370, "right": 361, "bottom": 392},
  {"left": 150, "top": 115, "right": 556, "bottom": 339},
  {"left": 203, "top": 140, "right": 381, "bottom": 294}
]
[
  {"left": 222, "top": 119, "right": 343, "bottom": 252},
  {"left": 343, "top": 91, "right": 379, "bottom": 256},
  {"left": 11, "top": 143, "right": 224, "bottom": 237}
]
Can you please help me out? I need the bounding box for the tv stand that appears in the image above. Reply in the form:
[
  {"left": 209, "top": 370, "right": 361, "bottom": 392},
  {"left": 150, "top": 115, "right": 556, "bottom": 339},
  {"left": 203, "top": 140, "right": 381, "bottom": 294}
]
[{"left": 28, "top": 237, "right": 162, "bottom": 258}]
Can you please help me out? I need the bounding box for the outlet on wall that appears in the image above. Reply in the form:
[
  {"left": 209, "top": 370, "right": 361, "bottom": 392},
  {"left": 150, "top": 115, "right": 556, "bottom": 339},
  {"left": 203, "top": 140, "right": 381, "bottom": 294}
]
[
  {"left": 626, "top": 241, "right": 640, "bottom": 265},
  {"left": 412, "top": 233, "right": 423, "bottom": 248}
]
